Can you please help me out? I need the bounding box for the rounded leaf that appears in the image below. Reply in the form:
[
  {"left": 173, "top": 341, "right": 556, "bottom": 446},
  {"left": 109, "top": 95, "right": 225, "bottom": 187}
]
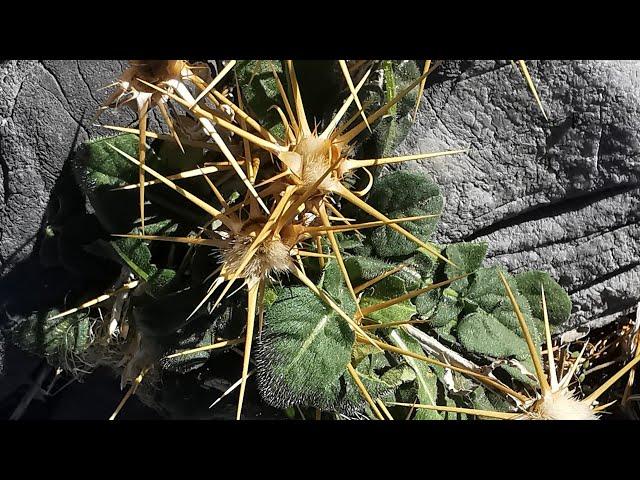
[
  {"left": 256, "top": 286, "right": 356, "bottom": 411},
  {"left": 515, "top": 270, "right": 572, "bottom": 326},
  {"left": 365, "top": 171, "right": 442, "bottom": 257}
]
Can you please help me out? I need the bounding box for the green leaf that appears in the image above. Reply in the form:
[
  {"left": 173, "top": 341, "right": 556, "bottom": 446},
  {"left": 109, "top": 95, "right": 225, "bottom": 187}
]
[
  {"left": 492, "top": 305, "right": 540, "bottom": 340},
  {"left": 6, "top": 309, "right": 92, "bottom": 370},
  {"left": 335, "top": 350, "right": 416, "bottom": 417},
  {"left": 415, "top": 289, "right": 439, "bottom": 318},
  {"left": 444, "top": 242, "right": 488, "bottom": 292},
  {"left": 515, "top": 270, "right": 572, "bottom": 326},
  {"left": 110, "top": 219, "right": 177, "bottom": 282},
  {"left": 388, "top": 329, "right": 442, "bottom": 419},
  {"left": 432, "top": 319, "right": 458, "bottom": 344},
  {"left": 496, "top": 362, "right": 539, "bottom": 389},
  {"left": 159, "top": 314, "right": 222, "bottom": 374},
  {"left": 75, "top": 133, "right": 139, "bottom": 189},
  {"left": 351, "top": 342, "right": 382, "bottom": 365},
  {"left": 424, "top": 293, "right": 463, "bottom": 328},
  {"left": 465, "top": 266, "right": 514, "bottom": 309},
  {"left": 345, "top": 255, "right": 422, "bottom": 291},
  {"left": 394, "top": 381, "right": 419, "bottom": 406},
  {"left": 333, "top": 232, "right": 364, "bottom": 251},
  {"left": 380, "top": 363, "right": 417, "bottom": 387},
  {"left": 427, "top": 365, "right": 468, "bottom": 420},
  {"left": 457, "top": 311, "right": 530, "bottom": 360},
  {"left": 73, "top": 134, "right": 140, "bottom": 232},
  {"left": 74, "top": 134, "right": 208, "bottom": 232},
  {"left": 345, "top": 255, "right": 397, "bottom": 282},
  {"left": 351, "top": 60, "right": 421, "bottom": 157},
  {"left": 256, "top": 285, "right": 356, "bottom": 411},
  {"left": 263, "top": 284, "right": 279, "bottom": 308},
  {"left": 359, "top": 275, "right": 416, "bottom": 324},
  {"left": 464, "top": 384, "right": 514, "bottom": 416},
  {"left": 338, "top": 352, "right": 395, "bottom": 416},
  {"left": 403, "top": 247, "right": 439, "bottom": 281},
  {"left": 318, "top": 259, "right": 346, "bottom": 300},
  {"left": 365, "top": 171, "right": 443, "bottom": 257},
  {"left": 464, "top": 267, "right": 541, "bottom": 344},
  {"left": 235, "top": 60, "right": 287, "bottom": 141},
  {"left": 146, "top": 268, "right": 177, "bottom": 298}
]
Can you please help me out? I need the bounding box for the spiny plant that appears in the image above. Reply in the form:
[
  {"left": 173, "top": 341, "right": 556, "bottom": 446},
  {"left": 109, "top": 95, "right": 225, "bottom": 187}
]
[
  {"left": 92, "top": 59, "right": 470, "bottom": 419},
  {"left": 385, "top": 273, "right": 640, "bottom": 420},
  {"left": 516, "top": 60, "right": 548, "bottom": 121},
  {"left": 97, "top": 59, "right": 268, "bottom": 232},
  {"left": 4, "top": 59, "right": 633, "bottom": 420}
]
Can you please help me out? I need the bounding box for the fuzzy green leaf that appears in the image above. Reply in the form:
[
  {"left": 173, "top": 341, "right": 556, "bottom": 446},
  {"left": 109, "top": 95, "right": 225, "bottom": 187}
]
[
  {"left": 496, "top": 362, "right": 539, "bottom": 389},
  {"left": 405, "top": 247, "right": 439, "bottom": 280},
  {"left": 388, "top": 329, "right": 442, "bottom": 419},
  {"left": 75, "top": 133, "right": 139, "bottom": 189},
  {"left": 110, "top": 220, "right": 177, "bottom": 282},
  {"left": 351, "top": 342, "right": 382, "bottom": 365},
  {"left": 345, "top": 255, "right": 397, "bottom": 282},
  {"left": 73, "top": 134, "right": 140, "bottom": 232},
  {"left": 444, "top": 242, "right": 488, "bottom": 292},
  {"left": 464, "top": 266, "right": 542, "bottom": 345},
  {"left": 256, "top": 284, "right": 356, "bottom": 411},
  {"left": 464, "top": 384, "right": 514, "bottom": 416},
  {"left": 345, "top": 255, "right": 422, "bottom": 291},
  {"left": 7, "top": 309, "right": 92, "bottom": 370},
  {"left": 432, "top": 319, "right": 458, "bottom": 344},
  {"left": 319, "top": 260, "right": 346, "bottom": 300},
  {"left": 465, "top": 267, "right": 518, "bottom": 310},
  {"left": 350, "top": 60, "right": 421, "bottom": 157},
  {"left": 415, "top": 289, "right": 440, "bottom": 318},
  {"left": 359, "top": 275, "right": 417, "bottom": 324},
  {"left": 457, "top": 311, "right": 530, "bottom": 360},
  {"left": 365, "top": 171, "right": 443, "bottom": 257},
  {"left": 146, "top": 268, "right": 178, "bottom": 298},
  {"left": 333, "top": 232, "right": 364, "bottom": 251},
  {"left": 515, "top": 270, "right": 572, "bottom": 326},
  {"left": 375, "top": 60, "right": 422, "bottom": 156},
  {"left": 337, "top": 352, "right": 396, "bottom": 417},
  {"left": 74, "top": 134, "right": 210, "bottom": 232},
  {"left": 235, "top": 60, "right": 286, "bottom": 141},
  {"left": 422, "top": 292, "right": 462, "bottom": 328},
  {"left": 380, "top": 363, "right": 416, "bottom": 387}
]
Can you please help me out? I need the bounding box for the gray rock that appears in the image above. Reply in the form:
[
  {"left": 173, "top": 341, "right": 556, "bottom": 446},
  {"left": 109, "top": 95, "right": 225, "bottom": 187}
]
[
  {"left": 0, "top": 60, "right": 164, "bottom": 274},
  {"left": 392, "top": 60, "right": 640, "bottom": 330}
]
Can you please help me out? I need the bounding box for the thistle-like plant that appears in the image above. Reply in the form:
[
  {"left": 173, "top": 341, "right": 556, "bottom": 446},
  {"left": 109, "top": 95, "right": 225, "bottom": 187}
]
[
  {"left": 4, "top": 59, "right": 635, "bottom": 420},
  {"left": 92, "top": 59, "right": 471, "bottom": 418},
  {"left": 386, "top": 272, "right": 640, "bottom": 420}
]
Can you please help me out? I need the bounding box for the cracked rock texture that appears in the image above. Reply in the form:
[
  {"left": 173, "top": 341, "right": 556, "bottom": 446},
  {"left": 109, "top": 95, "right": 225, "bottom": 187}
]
[
  {"left": 1, "top": 60, "right": 639, "bottom": 332},
  {"left": 392, "top": 60, "right": 640, "bottom": 330},
  {"left": 0, "top": 60, "right": 165, "bottom": 274}
]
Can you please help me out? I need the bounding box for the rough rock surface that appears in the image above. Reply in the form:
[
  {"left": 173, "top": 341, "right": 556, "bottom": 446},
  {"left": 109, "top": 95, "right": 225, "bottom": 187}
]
[
  {"left": 392, "top": 60, "right": 640, "bottom": 330},
  {"left": 0, "top": 60, "right": 166, "bottom": 418},
  {"left": 1, "top": 60, "right": 638, "bottom": 329},
  {"left": 0, "top": 60, "right": 166, "bottom": 274}
]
